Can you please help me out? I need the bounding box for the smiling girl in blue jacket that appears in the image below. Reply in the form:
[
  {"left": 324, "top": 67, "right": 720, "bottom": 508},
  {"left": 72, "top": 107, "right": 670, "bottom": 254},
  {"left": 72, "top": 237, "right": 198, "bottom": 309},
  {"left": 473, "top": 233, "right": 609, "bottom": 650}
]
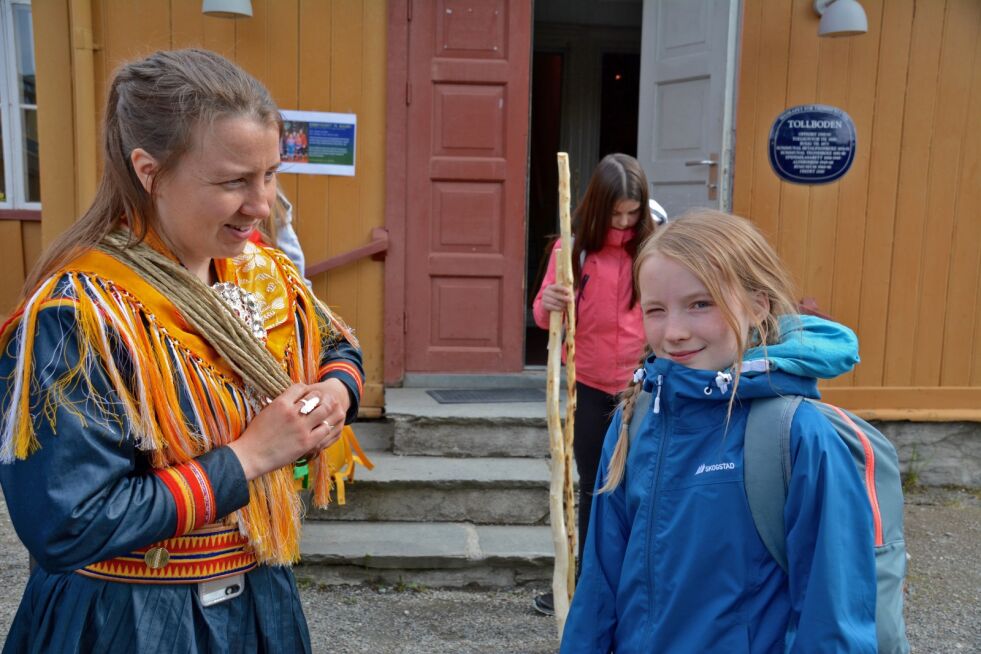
[{"left": 560, "top": 210, "right": 877, "bottom": 653}]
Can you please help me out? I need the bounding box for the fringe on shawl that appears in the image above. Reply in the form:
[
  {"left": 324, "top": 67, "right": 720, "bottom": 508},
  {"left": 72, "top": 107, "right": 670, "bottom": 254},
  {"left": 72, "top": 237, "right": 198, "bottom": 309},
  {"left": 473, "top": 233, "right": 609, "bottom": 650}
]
[
  {"left": 271, "top": 249, "right": 372, "bottom": 510},
  {"left": 0, "top": 272, "right": 305, "bottom": 565}
]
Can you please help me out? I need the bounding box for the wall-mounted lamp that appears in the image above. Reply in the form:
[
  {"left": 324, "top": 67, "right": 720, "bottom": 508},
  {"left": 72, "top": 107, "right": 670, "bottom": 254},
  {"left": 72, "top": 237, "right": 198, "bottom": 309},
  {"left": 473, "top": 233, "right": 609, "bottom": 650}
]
[
  {"left": 202, "top": 0, "right": 253, "bottom": 18},
  {"left": 814, "top": 0, "right": 868, "bottom": 37}
]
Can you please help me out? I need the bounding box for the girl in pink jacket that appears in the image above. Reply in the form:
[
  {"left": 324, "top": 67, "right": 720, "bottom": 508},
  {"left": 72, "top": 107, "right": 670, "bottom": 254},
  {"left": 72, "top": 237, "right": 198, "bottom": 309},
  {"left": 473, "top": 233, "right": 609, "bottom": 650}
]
[{"left": 532, "top": 153, "right": 655, "bottom": 615}]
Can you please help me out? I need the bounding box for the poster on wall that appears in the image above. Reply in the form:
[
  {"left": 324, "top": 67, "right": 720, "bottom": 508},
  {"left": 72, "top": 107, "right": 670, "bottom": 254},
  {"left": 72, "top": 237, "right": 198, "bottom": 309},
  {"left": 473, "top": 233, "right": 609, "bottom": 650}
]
[
  {"left": 279, "top": 110, "right": 356, "bottom": 176},
  {"left": 768, "top": 105, "right": 856, "bottom": 185}
]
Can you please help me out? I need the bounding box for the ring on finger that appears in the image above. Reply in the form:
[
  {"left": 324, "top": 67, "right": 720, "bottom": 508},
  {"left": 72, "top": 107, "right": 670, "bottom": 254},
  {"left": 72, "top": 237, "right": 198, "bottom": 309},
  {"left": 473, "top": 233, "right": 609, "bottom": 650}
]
[
  {"left": 323, "top": 421, "right": 334, "bottom": 431},
  {"left": 299, "top": 396, "right": 321, "bottom": 415}
]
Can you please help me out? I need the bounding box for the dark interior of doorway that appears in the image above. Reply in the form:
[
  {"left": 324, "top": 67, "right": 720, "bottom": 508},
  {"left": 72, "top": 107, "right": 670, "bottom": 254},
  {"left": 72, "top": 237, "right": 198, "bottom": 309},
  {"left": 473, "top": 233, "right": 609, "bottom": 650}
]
[
  {"left": 525, "top": 50, "right": 641, "bottom": 366},
  {"left": 525, "top": 51, "right": 563, "bottom": 366}
]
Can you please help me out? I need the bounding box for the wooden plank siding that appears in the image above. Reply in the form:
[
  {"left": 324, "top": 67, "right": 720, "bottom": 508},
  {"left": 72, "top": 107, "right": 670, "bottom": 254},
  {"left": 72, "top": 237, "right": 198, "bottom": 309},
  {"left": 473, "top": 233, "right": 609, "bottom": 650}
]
[
  {"left": 30, "top": 0, "right": 386, "bottom": 414},
  {"left": 0, "top": 217, "right": 41, "bottom": 314},
  {"left": 732, "top": 0, "right": 981, "bottom": 420},
  {"left": 952, "top": 30, "right": 981, "bottom": 387},
  {"left": 0, "top": 221, "right": 26, "bottom": 314},
  {"left": 27, "top": 0, "right": 981, "bottom": 419}
]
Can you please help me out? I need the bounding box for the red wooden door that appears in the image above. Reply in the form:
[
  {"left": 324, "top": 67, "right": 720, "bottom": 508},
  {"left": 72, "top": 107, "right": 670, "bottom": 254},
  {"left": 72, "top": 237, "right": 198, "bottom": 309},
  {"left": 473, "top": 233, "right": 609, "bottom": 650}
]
[{"left": 403, "top": 0, "right": 531, "bottom": 373}]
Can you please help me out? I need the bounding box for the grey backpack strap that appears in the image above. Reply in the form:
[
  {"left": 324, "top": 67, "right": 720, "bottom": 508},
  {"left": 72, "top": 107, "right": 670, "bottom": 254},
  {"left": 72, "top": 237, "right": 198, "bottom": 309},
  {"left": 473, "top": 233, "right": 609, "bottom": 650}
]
[
  {"left": 744, "top": 395, "right": 803, "bottom": 573},
  {"left": 627, "top": 389, "right": 652, "bottom": 447}
]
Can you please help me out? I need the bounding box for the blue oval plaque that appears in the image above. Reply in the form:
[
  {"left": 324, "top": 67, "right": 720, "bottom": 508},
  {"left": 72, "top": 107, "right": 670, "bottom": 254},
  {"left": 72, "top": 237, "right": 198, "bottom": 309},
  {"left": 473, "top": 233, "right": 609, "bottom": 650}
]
[{"left": 768, "top": 105, "right": 856, "bottom": 184}]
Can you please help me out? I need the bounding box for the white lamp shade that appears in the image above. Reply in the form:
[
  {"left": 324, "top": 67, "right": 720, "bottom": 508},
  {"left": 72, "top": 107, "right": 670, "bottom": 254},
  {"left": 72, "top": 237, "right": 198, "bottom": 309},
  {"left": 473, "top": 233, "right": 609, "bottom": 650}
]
[
  {"left": 202, "top": 0, "right": 253, "bottom": 18},
  {"left": 817, "top": 0, "right": 868, "bottom": 37}
]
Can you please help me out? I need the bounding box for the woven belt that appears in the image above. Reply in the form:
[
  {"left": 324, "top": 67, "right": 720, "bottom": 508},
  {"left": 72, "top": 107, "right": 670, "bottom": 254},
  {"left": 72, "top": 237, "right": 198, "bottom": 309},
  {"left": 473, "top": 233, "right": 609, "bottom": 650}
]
[{"left": 76, "top": 523, "right": 258, "bottom": 584}]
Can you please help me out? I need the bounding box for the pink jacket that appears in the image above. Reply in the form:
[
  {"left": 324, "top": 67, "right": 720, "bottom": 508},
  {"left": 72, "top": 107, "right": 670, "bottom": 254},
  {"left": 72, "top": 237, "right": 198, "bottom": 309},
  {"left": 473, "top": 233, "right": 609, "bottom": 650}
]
[{"left": 533, "top": 228, "right": 646, "bottom": 396}]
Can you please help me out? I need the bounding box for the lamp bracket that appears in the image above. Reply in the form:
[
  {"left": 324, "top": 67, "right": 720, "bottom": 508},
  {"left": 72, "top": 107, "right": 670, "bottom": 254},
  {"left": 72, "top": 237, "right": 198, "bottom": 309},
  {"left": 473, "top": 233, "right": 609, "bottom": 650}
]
[{"left": 814, "top": 0, "right": 835, "bottom": 15}]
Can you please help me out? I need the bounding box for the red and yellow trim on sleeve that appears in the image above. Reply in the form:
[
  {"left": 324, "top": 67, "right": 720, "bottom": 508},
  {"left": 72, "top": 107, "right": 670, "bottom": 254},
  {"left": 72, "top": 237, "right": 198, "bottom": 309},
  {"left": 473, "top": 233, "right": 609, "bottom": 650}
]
[
  {"left": 154, "top": 460, "right": 216, "bottom": 537},
  {"left": 319, "top": 360, "right": 364, "bottom": 399}
]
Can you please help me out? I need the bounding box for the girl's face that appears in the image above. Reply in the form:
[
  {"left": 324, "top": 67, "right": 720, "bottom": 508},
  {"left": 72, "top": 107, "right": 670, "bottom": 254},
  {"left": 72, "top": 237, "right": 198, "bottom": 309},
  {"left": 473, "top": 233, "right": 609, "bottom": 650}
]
[
  {"left": 638, "top": 253, "right": 759, "bottom": 372},
  {"left": 610, "top": 198, "right": 642, "bottom": 230},
  {"left": 132, "top": 116, "right": 281, "bottom": 283}
]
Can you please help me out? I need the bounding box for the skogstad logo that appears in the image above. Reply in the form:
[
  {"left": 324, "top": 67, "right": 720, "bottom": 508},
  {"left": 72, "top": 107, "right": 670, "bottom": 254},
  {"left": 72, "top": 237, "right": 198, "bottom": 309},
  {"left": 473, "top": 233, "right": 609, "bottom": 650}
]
[{"left": 695, "top": 462, "right": 735, "bottom": 475}]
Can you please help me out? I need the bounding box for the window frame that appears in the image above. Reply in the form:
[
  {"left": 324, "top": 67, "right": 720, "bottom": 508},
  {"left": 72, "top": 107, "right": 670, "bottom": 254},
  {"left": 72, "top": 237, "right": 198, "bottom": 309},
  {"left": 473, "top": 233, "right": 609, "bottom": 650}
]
[{"left": 0, "top": 0, "right": 40, "bottom": 212}]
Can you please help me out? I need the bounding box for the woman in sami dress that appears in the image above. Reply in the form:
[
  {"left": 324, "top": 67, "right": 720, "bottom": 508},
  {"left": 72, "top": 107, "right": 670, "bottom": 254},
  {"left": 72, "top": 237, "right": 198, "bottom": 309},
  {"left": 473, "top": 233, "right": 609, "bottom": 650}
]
[{"left": 0, "top": 49, "right": 363, "bottom": 653}]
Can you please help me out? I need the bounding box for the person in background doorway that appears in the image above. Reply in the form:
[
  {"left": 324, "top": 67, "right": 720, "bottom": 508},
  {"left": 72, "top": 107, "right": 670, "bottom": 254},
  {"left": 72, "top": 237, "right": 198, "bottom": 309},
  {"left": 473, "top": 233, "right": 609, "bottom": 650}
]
[
  {"left": 531, "top": 153, "right": 656, "bottom": 616},
  {"left": 253, "top": 186, "right": 313, "bottom": 289}
]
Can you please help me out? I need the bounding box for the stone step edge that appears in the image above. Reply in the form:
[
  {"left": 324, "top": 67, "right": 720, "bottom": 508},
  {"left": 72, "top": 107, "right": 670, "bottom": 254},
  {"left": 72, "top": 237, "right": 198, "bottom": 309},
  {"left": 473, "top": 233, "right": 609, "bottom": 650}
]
[
  {"left": 298, "top": 452, "right": 577, "bottom": 499},
  {"left": 293, "top": 563, "right": 552, "bottom": 589},
  {"left": 309, "top": 480, "right": 556, "bottom": 491},
  {"left": 340, "top": 451, "right": 558, "bottom": 484},
  {"left": 299, "top": 521, "right": 555, "bottom": 570},
  {"left": 388, "top": 415, "right": 548, "bottom": 426}
]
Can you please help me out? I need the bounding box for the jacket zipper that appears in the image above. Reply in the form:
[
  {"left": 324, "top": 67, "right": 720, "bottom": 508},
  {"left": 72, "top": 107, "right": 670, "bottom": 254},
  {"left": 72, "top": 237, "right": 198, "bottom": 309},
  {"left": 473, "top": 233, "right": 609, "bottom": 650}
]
[
  {"left": 575, "top": 273, "right": 589, "bottom": 326},
  {"left": 645, "top": 376, "right": 668, "bottom": 642},
  {"left": 830, "top": 405, "right": 883, "bottom": 546}
]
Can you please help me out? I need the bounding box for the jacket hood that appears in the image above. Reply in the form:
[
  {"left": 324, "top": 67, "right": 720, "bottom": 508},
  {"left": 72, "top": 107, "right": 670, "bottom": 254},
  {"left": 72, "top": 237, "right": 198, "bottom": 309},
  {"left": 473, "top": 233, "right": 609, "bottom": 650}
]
[
  {"left": 640, "top": 314, "right": 859, "bottom": 403},
  {"left": 743, "top": 314, "right": 859, "bottom": 380}
]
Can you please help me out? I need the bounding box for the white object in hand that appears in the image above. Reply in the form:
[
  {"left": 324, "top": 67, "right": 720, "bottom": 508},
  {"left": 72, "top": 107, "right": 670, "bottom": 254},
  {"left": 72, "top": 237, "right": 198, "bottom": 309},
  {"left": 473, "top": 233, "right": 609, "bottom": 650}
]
[{"left": 299, "top": 396, "right": 321, "bottom": 415}]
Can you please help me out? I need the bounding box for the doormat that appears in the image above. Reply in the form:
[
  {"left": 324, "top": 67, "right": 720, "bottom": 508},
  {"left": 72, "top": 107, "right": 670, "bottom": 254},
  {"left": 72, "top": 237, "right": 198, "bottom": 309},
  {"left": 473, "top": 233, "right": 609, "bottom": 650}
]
[{"left": 426, "top": 388, "right": 547, "bottom": 404}]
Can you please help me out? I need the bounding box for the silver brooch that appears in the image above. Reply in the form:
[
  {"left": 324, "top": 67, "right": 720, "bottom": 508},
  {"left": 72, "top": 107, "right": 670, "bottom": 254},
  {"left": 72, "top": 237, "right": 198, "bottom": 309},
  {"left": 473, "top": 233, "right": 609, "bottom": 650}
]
[{"left": 211, "top": 281, "right": 268, "bottom": 342}]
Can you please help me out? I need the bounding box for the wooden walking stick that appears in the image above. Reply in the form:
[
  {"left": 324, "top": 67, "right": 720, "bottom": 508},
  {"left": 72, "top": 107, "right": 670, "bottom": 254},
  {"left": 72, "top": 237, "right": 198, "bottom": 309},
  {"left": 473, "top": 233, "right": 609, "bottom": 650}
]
[
  {"left": 547, "top": 152, "right": 578, "bottom": 636},
  {"left": 558, "top": 156, "right": 578, "bottom": 600}
]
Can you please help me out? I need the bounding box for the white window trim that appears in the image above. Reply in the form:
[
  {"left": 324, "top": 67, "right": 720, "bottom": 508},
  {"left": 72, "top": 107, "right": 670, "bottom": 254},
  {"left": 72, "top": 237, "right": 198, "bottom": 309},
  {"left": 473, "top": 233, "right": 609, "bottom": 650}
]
[{"left": 0, "top": 0, "right": 40, "bottom": 211}]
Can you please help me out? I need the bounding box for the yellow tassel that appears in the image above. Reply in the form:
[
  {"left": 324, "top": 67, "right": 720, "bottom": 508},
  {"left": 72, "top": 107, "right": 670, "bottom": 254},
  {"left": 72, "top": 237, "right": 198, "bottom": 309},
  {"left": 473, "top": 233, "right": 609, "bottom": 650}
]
[
  {"left": 306, "top": 426, "right": 375, "bottom": 510},
  {"left": 333, "top": 473, "right": 346, "bottom": 505},
  {"left": 9, "top": 276, "right": 60, "bottom": 459},
  {"left": 309, "top": 451, "right": 334, "bottom": 508}
]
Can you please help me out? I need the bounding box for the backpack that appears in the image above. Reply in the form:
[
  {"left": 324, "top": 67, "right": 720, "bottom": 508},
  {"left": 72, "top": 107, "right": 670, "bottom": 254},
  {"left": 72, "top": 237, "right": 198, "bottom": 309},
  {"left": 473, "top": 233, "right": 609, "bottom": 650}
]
[{"left": 627, "top": 391, "right": 910, "bottom": 653}]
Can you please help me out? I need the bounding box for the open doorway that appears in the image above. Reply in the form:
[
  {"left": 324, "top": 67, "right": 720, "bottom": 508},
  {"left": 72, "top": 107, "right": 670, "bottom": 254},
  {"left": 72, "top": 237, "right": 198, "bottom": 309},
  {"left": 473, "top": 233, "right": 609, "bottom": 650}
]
[
  {"left": 525, "top": 2, "right": 642, "bottom": 366},
  {"left": 525, "top": 51, "right": 564, "bottom": 366},
  {"left": 599, "top": 53, "right": 640, "bottom": 159}
]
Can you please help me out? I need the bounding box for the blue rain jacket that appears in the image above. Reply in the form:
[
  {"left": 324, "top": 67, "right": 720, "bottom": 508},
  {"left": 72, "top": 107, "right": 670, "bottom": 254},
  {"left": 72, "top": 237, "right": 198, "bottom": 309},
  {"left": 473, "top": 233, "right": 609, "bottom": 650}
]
[{"left": 561, "top": 316, "right": 877, "bottom": 653}]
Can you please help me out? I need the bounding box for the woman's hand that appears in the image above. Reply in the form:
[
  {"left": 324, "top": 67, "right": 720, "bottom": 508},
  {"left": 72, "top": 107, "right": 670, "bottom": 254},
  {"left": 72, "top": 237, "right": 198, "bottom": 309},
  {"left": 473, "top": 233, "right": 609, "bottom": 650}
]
[
  {"left": 299, "top": 378, "right": 351, "bottom": 457},
  {"left": 540, "top": 283, "right": 574, "bottom": 313},
  {"left": 227, "top": 384, "right": 338, "bottom": 481}
]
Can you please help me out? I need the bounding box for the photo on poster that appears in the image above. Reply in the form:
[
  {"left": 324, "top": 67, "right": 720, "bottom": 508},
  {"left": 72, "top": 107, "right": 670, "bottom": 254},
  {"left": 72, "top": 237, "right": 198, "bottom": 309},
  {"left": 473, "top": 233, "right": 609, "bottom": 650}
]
[{"left": 279, "top": 110, "right": 356, "bottom": 176}]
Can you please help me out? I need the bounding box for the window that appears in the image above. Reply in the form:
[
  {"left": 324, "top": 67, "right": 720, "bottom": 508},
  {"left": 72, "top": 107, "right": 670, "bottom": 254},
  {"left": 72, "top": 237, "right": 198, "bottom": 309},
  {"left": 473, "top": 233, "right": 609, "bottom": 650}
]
[{"left": 0, "top": 0, "right": 39, "bottom": 210}]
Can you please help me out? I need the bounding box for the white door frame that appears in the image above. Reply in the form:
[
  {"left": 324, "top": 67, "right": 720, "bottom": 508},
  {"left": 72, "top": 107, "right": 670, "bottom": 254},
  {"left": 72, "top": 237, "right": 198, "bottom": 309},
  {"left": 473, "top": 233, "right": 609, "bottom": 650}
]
[{"left": 719, "top": 0, "right": 741, "bottom": 211}]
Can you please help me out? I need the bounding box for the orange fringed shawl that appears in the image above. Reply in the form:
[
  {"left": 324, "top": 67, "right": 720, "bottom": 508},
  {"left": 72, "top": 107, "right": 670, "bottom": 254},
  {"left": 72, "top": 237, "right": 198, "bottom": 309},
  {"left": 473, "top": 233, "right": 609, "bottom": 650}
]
[{"left": 0, "top": 241, "right": 359, "bottom": 565}]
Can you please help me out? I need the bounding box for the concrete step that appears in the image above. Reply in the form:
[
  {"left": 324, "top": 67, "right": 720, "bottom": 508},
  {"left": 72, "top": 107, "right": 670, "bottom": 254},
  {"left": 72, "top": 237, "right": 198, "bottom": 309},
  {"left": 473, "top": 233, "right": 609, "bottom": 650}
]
[
  {"left": 349, "top": 419, "right": 393, "bottom": 452},
  {"left": 390, "top": 416, "right": 550, "bottom": 458},
  {"left": 383, "top": 386, "right": 570, "bottom": 458},
  {"left": 306, "top": 381, "right": 576, "bottom": 588},
  {"left": 306, "top": 452, "right": 570, "bottom": 525},
  {"left": 297, "top": 520, "right": 554, "bottom": 588}
]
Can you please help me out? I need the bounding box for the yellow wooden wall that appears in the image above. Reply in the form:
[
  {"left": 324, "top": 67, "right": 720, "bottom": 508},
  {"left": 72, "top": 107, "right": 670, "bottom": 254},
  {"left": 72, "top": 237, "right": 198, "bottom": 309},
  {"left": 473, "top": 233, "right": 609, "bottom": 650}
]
[
  {"left": 32, "top": 0, "right": 386, "bottom": 413},
  {"left": 733, "top": 0, "right": 981, "bottom": 420},
  {"left": 26, "top": 0, "right": 981, "bottom": 419},
  {"left": 1, "top": 0, "right": 82, "bottom": 315},
  {"left": 0, "top": 220, "right": 42, "bottom": 312}
]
